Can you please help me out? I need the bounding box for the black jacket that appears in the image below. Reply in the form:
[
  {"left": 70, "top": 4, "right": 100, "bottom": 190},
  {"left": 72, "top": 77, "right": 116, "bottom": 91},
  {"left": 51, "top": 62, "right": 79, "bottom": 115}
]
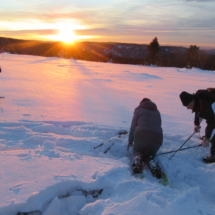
[{"left": 194, "top": 98, "right": 215, "bottom": 139}]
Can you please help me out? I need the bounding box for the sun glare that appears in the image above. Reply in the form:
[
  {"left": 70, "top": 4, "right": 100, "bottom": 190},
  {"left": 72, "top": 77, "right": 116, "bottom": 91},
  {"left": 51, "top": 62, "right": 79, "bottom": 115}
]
[
  {"left": 58, "top": 28, "right": 76, "bottom": 43},
  {"left": 43, "top": 21, "right": 94, "bottom": 43}
]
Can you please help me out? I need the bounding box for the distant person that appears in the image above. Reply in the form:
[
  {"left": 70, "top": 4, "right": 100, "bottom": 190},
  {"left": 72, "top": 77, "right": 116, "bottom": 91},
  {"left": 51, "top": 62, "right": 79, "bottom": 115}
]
[
  {"left": 180, "top": 88, "right": 215, "bottom": 163},
  {"left": 128, "top": 98, "right": 163, "bottom": 173}
]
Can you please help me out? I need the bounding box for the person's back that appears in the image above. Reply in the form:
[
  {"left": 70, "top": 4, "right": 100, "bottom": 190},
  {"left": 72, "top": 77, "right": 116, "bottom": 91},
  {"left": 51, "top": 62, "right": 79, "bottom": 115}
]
[
  {"left": 128, "top": 98, "right": 163, "bottom": 173},
  {"left": 134, "top": 100, "right": 162, "bottom": 134}
]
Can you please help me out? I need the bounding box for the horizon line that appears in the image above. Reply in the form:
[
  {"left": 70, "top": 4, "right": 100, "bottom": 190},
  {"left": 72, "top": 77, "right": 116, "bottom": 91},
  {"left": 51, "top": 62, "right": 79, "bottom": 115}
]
[{"left": 0, "top": 35, "right": 215, "bottom": 50}]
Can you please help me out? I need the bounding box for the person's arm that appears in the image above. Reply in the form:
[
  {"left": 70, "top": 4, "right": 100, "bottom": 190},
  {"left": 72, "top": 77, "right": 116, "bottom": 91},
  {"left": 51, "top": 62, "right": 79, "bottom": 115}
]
[
  {"left": 194, "top": 110, "right": 204, "bottom": 133},
  {"left": 194, "top": 112, "right": 200, "bottom": 126},
  {"left": 128, "top": 110, "right": 138, "bottom": 145},
  {"left": 200, "top": 124, "right": 212, "bottom": 147},
  {"left": 205, "top": 124, "right": 214, "bottom": 140}
]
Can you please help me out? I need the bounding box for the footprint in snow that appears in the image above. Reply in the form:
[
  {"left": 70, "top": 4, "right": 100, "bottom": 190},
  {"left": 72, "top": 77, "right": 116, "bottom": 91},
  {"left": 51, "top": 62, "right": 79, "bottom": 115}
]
[{"left": 9, "top": 183, "right": 24, "bottom": 194}]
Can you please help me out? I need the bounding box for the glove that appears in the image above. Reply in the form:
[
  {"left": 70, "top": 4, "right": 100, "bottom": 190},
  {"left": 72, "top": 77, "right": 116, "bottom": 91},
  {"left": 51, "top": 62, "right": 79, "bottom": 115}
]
[
  {"left": 194, "top": 125, "right": 201, "bottom": 133},
  {"left": 201, "top": 138, "right": 210, "bottom": 147}
]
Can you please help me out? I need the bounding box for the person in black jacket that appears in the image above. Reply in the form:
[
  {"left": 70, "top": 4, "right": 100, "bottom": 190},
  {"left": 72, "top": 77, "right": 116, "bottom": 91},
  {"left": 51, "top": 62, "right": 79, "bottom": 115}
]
[
  {"left": 128, "top": 98, "right": 163, "bottom": 173},
  {"left": 180, "top": 91, "right": 215, "bottom": 163}
]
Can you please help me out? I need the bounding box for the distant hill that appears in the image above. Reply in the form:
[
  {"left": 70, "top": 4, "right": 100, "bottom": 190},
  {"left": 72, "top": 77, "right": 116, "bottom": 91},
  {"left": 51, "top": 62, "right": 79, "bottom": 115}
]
[
  {"left": 201, "top": 49, "right": 215, "bottom": 55},
  {"left": 0, "top": 36, "right": 215, "bottom": 70},
  {"left": 0, "top": 37, "right": 189, "bottom": 59}
]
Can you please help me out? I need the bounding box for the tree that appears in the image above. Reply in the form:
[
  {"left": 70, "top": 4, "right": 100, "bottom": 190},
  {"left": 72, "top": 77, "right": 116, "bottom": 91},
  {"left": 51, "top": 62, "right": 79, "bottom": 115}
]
[
  {"left": 185, "top": 45, "right": 200, "bottom": 68},
  {"left": 108, "top": 52, "right": 113, "bottom": 63},
  {"left": 145, "top": 37, "right": 160, "bottom": 65}
]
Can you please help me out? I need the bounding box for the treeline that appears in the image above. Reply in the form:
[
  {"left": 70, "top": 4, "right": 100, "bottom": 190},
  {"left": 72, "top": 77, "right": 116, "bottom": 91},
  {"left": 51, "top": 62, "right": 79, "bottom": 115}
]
[
  {"left": 110, "top": 52, "right": 215, "bottom": 71},
  {"left": 152, "top": 38, "right": 215, "bottom": 71},
  {"left": 0, "top": 36, "right": 215, "bottom": 71},
  {"left": 112, "top": 38, "right": 215, "bottom": 71}
]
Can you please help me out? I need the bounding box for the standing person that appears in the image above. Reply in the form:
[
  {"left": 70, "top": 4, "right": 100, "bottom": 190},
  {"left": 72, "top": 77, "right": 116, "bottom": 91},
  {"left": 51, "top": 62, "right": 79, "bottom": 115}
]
[
  {"left": 128, "top": 98, "right": 163, "bottom": 174},
  {"left": 179, "top": 88, "right": 215, "bottom": 163}
]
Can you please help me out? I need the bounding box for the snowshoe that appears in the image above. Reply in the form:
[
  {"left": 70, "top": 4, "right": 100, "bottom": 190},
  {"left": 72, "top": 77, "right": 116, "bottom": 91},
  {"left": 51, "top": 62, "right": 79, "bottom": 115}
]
[
  {"left": 147, "top": 159, "right": 163, "bottom": 179},
  {"left": 203, "top": 154, "right": 215, "bottom": 163},
  {"left": 132, "top": 162, "right": 143, "bottom": 174},
  {"left": 146, "top": 158, "right": 170, "bottom": 186}
]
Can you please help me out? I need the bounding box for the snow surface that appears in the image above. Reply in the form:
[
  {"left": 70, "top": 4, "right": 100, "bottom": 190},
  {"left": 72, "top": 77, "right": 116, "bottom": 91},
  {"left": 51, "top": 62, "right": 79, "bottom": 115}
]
[{"left": 0, "top": 53, "right": 215, "bottom": 215}]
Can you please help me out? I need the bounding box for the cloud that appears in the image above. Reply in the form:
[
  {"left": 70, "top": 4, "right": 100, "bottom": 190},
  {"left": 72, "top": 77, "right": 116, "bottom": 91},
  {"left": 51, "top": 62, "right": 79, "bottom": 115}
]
[
  {"left": 0, "top": 0, "right": 215, "bottom": 46},
  {"left": 185, "top": 0, "right": 215, "bottom": 2},
  {"left": 1, "top": 1, "right": 214, "bottom": 32},
  {"left": 0, "top": 29, "right": 57, "bottom": 39}
]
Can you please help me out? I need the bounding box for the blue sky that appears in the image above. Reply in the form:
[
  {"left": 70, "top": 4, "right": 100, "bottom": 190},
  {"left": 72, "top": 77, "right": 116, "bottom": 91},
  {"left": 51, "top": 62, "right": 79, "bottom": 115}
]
[{"left": 0, "top": 0, "right": 215, "bottom": 47}]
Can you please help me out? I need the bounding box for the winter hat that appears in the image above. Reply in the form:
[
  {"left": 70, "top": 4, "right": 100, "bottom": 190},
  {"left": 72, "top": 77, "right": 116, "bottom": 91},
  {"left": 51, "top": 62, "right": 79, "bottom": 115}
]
[
  {"left": 140, "top": 98, "right": 151, "bottom": 104},
  {"left": 179, "top": 91, "right": 195, "bottom": 106}
]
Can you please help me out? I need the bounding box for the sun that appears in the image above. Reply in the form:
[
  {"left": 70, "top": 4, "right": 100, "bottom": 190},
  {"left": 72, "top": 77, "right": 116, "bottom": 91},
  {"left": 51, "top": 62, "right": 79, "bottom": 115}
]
[
  {"left": 44, "top": 23, "right": 93, "bottom": 43},
  {"left": 57, "top": 28, "right": 76, "bottom": 43}
]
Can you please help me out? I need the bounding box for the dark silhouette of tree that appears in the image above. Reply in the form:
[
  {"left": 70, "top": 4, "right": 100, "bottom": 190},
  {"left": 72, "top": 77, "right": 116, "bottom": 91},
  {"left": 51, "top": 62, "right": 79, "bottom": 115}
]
[
  {"left": 185, "top": 45, "right": 200, "bottom": 68},
  {"left": 108, "top": 52, "right": 113, "bottom": 62},
  {"left": 145, "top": 37, "right": 160, "bottom": 65}
]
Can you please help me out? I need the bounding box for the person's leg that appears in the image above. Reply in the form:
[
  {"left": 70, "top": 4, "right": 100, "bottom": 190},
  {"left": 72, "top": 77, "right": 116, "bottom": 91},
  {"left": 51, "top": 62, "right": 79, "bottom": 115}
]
[
  {"left": 132, "top": 130, "right": 149, "bottom": 164},
  {"left": 132, "top": 130, "right": 146, "bottom": 164},
  {"left": 132, "top": 130, "right": 162, "bottom": 172},
  {"left": 136, "top": 131, "right": 163, "bottom": 161},
  {"left": 142, "top": 141, "right": 162, "bottom": 163},
  {"left": 203, "top": 125, "right": 215, "bottom": 163},
  {"left": 133, "top": 150, "right": 142, "bottom": 164},
  {"left": 210, "top": 129, "right": 215, "bottom": 155},
  {"left": 132, "top": 149, "right": 143, "bottom": 173},
  {"left": 133, "top": 130, "right": 162, "bottom": 162},
  {"left": 133, "top": 130, "right": 148, "bottom": 152},
  {"left": 133, "top": 150, "right": 143, "bottom": 160}
]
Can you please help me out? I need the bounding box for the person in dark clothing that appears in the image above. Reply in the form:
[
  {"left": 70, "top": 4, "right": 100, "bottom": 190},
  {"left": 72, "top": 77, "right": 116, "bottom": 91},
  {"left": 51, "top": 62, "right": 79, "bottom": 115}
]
[
  {"left": 180, "top": 91, "right": 215, "bottom": 163},
  {"left": 128, "top": 98, "right": 163, "bottom": 173}
]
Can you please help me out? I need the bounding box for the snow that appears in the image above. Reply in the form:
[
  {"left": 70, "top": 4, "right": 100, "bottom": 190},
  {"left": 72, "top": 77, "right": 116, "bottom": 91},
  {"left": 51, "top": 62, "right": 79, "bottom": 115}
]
[{"left": 0, "top": 53, "right": 215, "bottom": 215}]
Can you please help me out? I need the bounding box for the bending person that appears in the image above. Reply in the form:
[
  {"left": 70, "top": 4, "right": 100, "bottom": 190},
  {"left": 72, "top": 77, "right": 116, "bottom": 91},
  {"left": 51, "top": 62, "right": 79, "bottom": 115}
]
[{"left": 128, "top": 98, "right": 163, "bottom": 173}]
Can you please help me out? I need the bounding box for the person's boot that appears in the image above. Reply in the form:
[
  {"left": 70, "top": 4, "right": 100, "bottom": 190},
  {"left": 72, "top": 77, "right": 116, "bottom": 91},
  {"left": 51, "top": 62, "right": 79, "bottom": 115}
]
[
  {"left": 203, "top": 154, "right": 215, "bottom": 163},
  {"left": 147, "top": 158, "right": 163, "bottom": 179},
  {"left": 132, "top": 155, "right": 143, "bottom": 174}
]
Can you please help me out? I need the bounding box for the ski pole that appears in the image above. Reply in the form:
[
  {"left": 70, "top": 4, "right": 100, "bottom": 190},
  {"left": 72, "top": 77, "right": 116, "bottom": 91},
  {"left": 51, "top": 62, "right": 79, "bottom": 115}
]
[
  {"left": 169, "top": 131, "right": 196, "bottom": 160},
  {"left": 94, "top": 142, "right": 105, "bottom": 149},
  {"left": 94, "top": 137, "right": 114, "bottom": 149},
  {"left": 104, "top": 142, "right": 114, "bottom": 154},
  {"left": 156, "top": 144, "right": 201, "bottom": 157},
  {"left": 104, "top": 136, "right": 129, "bottom": 153},
  {"left": 94, "top": 132, "right": 127, "bottom": 149}
]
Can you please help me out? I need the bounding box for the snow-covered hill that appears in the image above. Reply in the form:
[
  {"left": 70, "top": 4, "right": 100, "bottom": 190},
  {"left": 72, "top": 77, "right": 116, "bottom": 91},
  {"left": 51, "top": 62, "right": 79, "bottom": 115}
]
[{"left": 0, "top": 54, "right": 215, "bottom": 215}]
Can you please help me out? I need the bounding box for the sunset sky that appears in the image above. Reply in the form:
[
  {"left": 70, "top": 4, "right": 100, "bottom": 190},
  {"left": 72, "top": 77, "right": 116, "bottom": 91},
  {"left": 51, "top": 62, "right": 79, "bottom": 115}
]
[{"left": 0, "top": 0, "right": 215, "bottom": 47}]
